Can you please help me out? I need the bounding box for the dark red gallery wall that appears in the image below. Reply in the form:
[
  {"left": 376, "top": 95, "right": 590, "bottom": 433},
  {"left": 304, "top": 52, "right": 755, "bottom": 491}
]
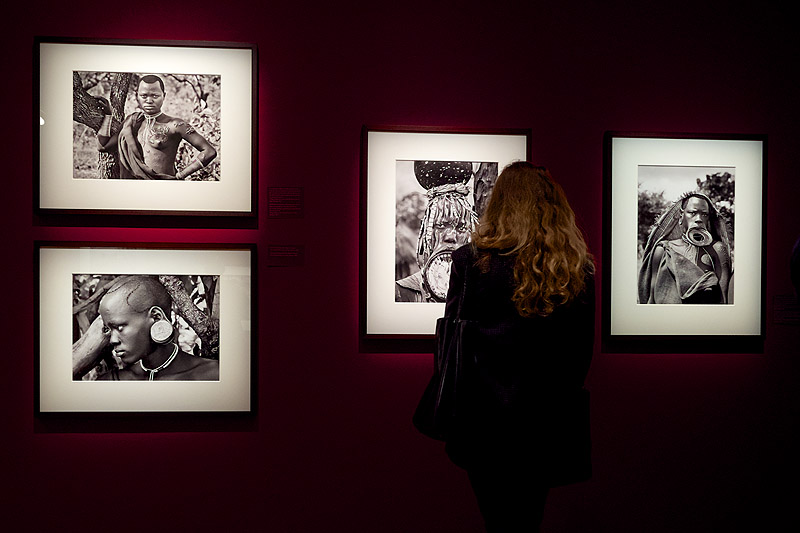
[{"left": 3, "top": 1, "right": 799, "bottom": 531}]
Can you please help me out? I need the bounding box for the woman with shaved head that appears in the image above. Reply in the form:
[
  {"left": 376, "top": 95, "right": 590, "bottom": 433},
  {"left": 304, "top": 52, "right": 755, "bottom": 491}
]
[{"left": 97, "top": 276, "right": 218, "bottom": 381}]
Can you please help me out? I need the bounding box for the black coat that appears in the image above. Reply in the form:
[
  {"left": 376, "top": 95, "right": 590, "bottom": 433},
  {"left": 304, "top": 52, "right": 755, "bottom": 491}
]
[{"left": 443, "top": 244, "right": 595, "bottom": 487}]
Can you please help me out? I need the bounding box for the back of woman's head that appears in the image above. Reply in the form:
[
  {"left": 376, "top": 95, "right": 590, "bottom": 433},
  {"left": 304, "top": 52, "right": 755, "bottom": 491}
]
[{"left": 473, "top": 161, "right": 593, "bottom": 317}]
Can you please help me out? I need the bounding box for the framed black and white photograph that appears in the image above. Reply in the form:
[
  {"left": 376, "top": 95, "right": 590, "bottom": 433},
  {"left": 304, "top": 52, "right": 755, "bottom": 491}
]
[
  {"left": 36, "top": 37, "right": 256, "bottom": 216},
  {"left": 36, "top": 242, "right": 255, "bottom": 413},
  {"left": 603, "top": 132, "right": 766, "bottom": 352},
  {"left": 361, "top": 126, "right": 530, "bottom": 339}
]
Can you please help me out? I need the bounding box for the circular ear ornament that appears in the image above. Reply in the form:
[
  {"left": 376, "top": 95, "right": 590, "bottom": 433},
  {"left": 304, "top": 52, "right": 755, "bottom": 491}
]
[{"left": 150, "top": 319, "right": 174, "bottom": 344}]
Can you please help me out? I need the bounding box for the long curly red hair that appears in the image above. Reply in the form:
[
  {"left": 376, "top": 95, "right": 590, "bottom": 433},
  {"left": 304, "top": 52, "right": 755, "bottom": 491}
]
[{"left": 472, "top": 162, "right": 594, "bottom": 317}]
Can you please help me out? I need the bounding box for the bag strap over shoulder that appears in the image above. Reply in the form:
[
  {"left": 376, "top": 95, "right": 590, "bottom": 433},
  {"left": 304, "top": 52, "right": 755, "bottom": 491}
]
[{"left": 456, "top": 255, "right": 469, "bottom": 320}]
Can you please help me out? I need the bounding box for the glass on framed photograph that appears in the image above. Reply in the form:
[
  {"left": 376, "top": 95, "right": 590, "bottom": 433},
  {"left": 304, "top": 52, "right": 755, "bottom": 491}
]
[
  {"left": 35, "top": 37, "right": 256, "bottom": 216},
  {"left": 361, "top": 126, "right": 531, "bottom": 340},
  {"left": 36, "top": 242, "right": 255, "bottom": 413},
  {"left": 602, "top": 131, "right": 766, "bottom": 352}
]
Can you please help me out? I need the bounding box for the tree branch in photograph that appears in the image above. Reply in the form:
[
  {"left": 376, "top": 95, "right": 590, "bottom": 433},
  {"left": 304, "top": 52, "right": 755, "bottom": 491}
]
[
  {"left": 79, "top": 72, "right": 111, "bottom": 93},
  {"left": 72, "top": 71, "right": 132, "bottom": 179},
  {"left": 72, "top": 71, "right": 106, "bottom": 130},
  {"left": 159, "top": 275, "right": 220, "bottom": 359},
  {"left": 168, "top": 74, "right": 200, "bottom": 99},
  {"left": 201, "top": 275, "right": 218, "bottom": 317},
  {"left": 108, "top": 72, "right": 132, "bottom": 126},
  {"left": 72, "top": 315, "right": 110, "bottom": 380}
]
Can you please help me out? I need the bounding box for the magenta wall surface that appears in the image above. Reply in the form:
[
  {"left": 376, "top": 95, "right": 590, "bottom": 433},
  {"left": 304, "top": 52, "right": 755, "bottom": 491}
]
[{"left": 4, "top": 1, "right": 799, "bottom": 531}]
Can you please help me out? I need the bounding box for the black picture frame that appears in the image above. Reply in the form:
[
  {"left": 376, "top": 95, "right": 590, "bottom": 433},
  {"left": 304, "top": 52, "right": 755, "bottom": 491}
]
[
  {"left": 602, "top": 131, "right": 767, "bottom": 353},
  {"left": 35, "top": 241, "right": 257, "bottom": 415},
  {"left": 359, "top": 125, "right": 531, "bottom": 351},
  {"left": 35, "top": 36, "right": 257, "bottom": 218}
]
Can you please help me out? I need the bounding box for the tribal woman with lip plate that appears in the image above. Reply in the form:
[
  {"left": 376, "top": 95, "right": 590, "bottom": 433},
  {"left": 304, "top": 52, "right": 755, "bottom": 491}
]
[
  {"left": 96, "top": 74, "right": 216, "bottom": 180},
  {"left": 396, "top": 161, "right": 499, "bottom": 303},
  {"left": 440, "top": 162, "right": 595, "bottom": 531},
  {"left": 638, "top": 192, "right": 732, "bottom": 304},
  {"left": 96, "top": 276, "right": 218, "bottom": 381}
]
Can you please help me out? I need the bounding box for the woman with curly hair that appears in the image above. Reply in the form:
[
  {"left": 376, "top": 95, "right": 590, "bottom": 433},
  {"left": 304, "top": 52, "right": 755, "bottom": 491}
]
[{"left": 442, "top": 161, "right": 595, "bottom": 531}]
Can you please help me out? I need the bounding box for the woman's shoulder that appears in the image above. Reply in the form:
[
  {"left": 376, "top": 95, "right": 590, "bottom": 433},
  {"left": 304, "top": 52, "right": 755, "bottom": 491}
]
[
  {"left": 452, "top": 244, "right": 512, "bottom": 261},
  {"left": 454, "top": 244, "right": 518, "bottom": 274},
  {"left": 125, "top": 111, "right": 144, "bottom": 122},
  {"left": 451, "top": 243, "right": 474, "bottom": 264},
  {"left": 451, "top": 244, "right": 499, "bottom": 271}
]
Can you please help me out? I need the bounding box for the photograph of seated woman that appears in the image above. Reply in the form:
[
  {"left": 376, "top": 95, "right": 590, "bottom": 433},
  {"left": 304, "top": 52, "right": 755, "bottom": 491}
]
[{"left": 440, "top": 162, "right": 595, "bottom": 531}]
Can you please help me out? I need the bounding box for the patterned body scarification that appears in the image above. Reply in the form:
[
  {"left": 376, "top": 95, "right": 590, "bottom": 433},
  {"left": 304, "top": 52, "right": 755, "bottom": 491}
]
[
  {"left": 146, "top": 123, "right": 170, "bottom": 148},
  {"left": 176, "top": 121, "right": 197, "bottom": 136}
]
